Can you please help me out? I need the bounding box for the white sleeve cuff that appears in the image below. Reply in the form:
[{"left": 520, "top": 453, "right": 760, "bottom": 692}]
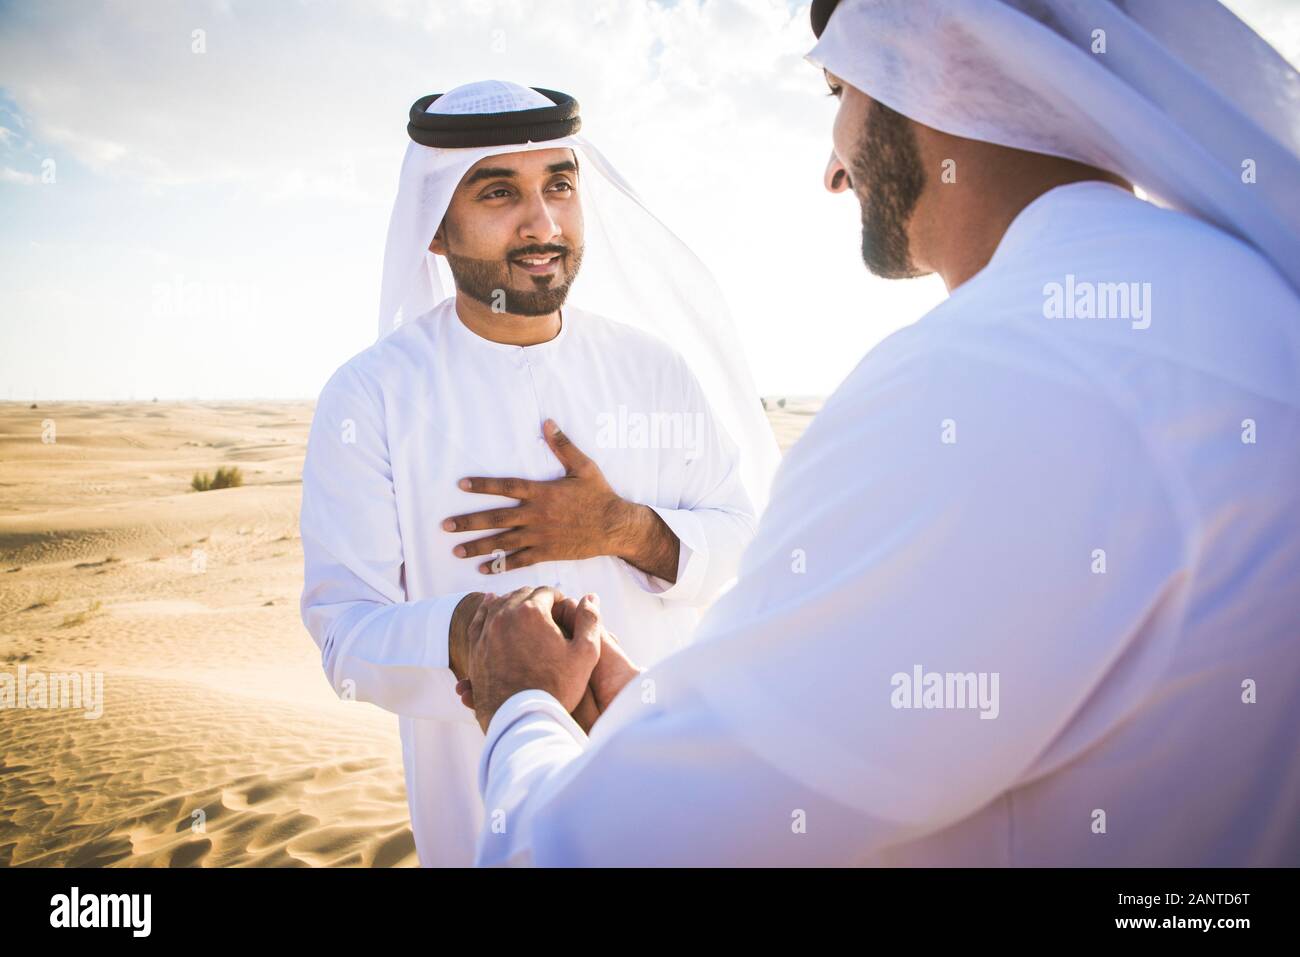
[
  {"left": 625, "top": 506, "right": 708, "bottom": 603},
  {"left": 477, "top": 689, "right": 587, "bottom": 798},
  {"left": 426, "top": 590, "right": 472, "bottom": 671}
]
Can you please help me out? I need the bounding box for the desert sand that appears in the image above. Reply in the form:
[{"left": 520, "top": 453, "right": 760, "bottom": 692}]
[{"left": 0, "top": 397, "right": 817, "bottom": 867}]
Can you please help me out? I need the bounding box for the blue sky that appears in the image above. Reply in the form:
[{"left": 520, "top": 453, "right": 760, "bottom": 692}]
[{"left": 1, "top": 0, "right": 1296, "bottom": 400}]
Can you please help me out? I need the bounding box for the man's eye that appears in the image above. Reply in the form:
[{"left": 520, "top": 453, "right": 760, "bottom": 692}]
[
  {"left": 550, "top": 181, "right": 574, "bottom": 192},
  {"left": 483, "top": 188, "right": 513, "bottom": 199}
]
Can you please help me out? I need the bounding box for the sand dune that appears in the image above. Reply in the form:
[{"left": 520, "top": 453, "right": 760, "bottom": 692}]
[
  {"left": 0, "top": 398, "right": 814, "bottom": 867},
  {"left": 0, "top": 673, "right": 413, "bottom": 867}
]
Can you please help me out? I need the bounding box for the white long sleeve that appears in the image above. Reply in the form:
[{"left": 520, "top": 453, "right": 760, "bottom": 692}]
[
  {"left": 299, "top": 363, "right": 470, "bottom": 721},
  {"left": 623, "top": 354, "right": 757, "bottom": 606},
  {"left": 476, "top": 685, "right": 880, "bottom": 866}
]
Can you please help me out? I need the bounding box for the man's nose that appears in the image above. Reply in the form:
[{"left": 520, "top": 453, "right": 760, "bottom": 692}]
[
  {"left": 519, "top": 193, "right": 561, "bottom": 243},
  {"left": 824, "top": 151, "right": 851, "bottom": 193}
]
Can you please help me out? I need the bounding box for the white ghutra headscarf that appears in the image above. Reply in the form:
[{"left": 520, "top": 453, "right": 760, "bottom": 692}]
[
  {"left": 807, "top": 0, "right": 1300, "bottom": 295},
  {"left": 376, "top": 80, "right": 780, "bottom": 512}
]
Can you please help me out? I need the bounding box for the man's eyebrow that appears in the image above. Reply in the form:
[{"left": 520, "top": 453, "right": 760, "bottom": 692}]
[
  {"left": 465, "top": 166, "right": 517, "bottom": 185},
  {"left": 464, "top": 161, "right": 577, "bottom": 186}
]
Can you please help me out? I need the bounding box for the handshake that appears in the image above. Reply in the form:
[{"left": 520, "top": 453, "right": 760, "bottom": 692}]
[{"left": 448, "top": 588, "right": 643, "bottom": 734}]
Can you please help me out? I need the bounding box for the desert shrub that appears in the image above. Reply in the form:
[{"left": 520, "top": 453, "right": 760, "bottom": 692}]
[
  {"left": 60, "top": 599, "right": 102, "bottom": 628},
  {"left": 191, "top": 466, "right": 244, "bottom": 491}
]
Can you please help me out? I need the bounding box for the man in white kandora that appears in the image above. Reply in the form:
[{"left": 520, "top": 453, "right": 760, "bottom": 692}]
[
  {"left": 463, "top": 0, "right": 1300, "bottom": 866},
  {"left": 298, "top": 80, "right": 778, "bottom": 866}
]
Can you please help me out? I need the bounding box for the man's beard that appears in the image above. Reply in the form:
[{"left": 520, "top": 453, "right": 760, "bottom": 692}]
[
  {"left": 848, "top": 100, "right": 927, "bottom": 279},
  {"left": 444, "top": 242, "right": 584, "bottom": 317}
]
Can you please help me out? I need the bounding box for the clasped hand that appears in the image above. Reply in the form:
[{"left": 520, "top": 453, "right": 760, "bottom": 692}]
[{"left": 454, "top": 586, "right": 641, "bottom": 734}]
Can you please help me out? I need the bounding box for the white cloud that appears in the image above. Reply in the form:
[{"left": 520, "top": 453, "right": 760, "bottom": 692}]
[
  {"left": 1, "top": 166, "right": 37, "bottom": 184},
  {"left": 1, "top": 0, "right": 1295, "bottom": 400}
]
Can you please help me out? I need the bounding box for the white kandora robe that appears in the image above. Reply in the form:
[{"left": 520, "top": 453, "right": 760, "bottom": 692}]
[
  {"left": 474, "top": 183, "right": 1300, "bottom": 866},
  {"left": 299, "top": 298, "right": 756, "bottom": 866}
]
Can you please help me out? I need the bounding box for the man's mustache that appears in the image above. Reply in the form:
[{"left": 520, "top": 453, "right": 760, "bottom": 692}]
[{"left": 507, "top": 244, "right": 572, "bottom": 260}]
